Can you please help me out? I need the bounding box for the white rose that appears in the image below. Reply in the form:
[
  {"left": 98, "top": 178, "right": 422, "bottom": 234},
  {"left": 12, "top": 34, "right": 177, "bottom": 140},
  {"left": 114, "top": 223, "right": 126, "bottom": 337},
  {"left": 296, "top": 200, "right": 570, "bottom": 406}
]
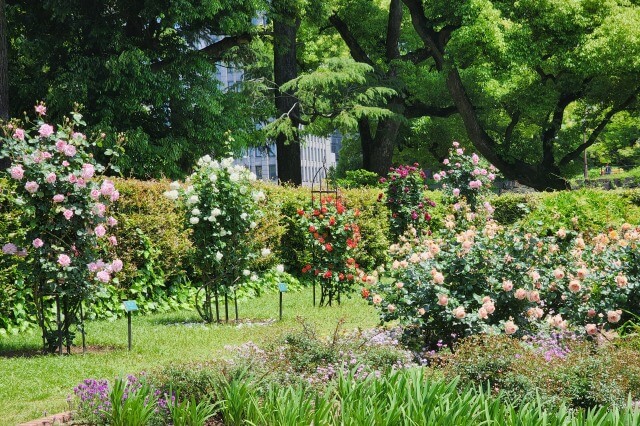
[
  {"left": 211, "top": 208, "right": 222, "bottom": 217},
  {"left": 261, "top": 248, "right": 271, "bottom": 257},
  {"left": 250, "top": 221, "right": 257, "bottom": 229},
  {"left": 243, "top": 269, "right": 251, "bottom": 276},
  {"left": 221, "top": 158, "right": 233, "bottom": 168},
  {"left": 250, "top": 274, "right": 258, "bottom": 282},
  {"left": 276, "top": 264, "right": 285, "bottom": 274},
  {"left": 189, "top": 217, "right": 200, "bottom": 224},
  {"left": 163, "top": 190, "right": 179, "bottom": 201},
  {"left": 215, "top": 251, "right": 223, "bottom": 261},
  {"left": 229, "top": 173, "right": 240, "bottom": 182},
  {"left": 187, "top": 195, "right": 199, "bottom": 205},
  {"left": 209, "top": 173, "right": 218, "bottom": 183},
  {"left": 253, "top": 191, "right": 265, "bottom": 202},
  {"left": 240, "top": 212, "right": 248, "bottom": 220},
  {"left": 169, "top": 181, "right": 181, "bottom": 190},
  {"left": 219, "top": 229, "right": 227, "bottom": 236},
  {"left": 249, "top": 172, "right": 257, "bottom": 181},
  {"left": 191, "top": 208, "right": 201, "bottom": 216}
]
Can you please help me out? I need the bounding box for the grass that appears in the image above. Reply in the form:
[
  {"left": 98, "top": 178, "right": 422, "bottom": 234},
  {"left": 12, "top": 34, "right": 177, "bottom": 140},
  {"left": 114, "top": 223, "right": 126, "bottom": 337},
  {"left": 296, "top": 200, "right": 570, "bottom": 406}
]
[{"left": 0, "top": 287, "right": 378, "bottom": 425}]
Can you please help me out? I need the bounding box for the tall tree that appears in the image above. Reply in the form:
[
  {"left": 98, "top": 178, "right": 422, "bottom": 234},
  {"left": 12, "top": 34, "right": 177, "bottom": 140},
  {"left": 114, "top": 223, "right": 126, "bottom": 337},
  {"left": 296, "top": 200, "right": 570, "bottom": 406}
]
[
  {"left": 400, "top": 0, "right": 640, "bottom": 190},
  {"left": 272, "top": 0, "right": 303, "bottom": 185},
  {"left": 6, "top": 0, "right": 266, "bottom": 178},
  {"left": 0, "top": 0, "right": 9, "bottom": 170}
]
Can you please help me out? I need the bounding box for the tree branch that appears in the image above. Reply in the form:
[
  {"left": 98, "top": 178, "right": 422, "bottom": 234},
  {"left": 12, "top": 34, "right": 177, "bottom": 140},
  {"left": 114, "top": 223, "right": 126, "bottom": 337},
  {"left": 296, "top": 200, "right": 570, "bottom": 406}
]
[
  {"left": 402, "top": 0, "right": 444, "bottom": 69},
  {"left": 400, "top": 47, "right": 431, "bottom": 64},
  {"left": 405, "top": 101, "right": 457, "bottom": 118},
  {"left": 328, "top": 13, "right": 375, "bottom": 68},
  {"left": 504, "top": 111, "right": 520, "bottom": 149},
  {"left": 150, "top": 34, "right": 252, "bottom": 71},
  {"left": 559, "top": 89, "right": 640, "bottom": 167},
  {"left": 541, "top": 92, "right": 577, "bottom": 167},
  {"left": 386, "top": 0, "right": 403, "bottom": 60}
]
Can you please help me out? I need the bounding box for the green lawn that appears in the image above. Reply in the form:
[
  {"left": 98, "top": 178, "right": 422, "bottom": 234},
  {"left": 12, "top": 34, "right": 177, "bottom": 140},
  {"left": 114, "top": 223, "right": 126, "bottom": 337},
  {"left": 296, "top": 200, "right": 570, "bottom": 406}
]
[{"left": 0, "top": 288, "right": 378, "bottom": 425}]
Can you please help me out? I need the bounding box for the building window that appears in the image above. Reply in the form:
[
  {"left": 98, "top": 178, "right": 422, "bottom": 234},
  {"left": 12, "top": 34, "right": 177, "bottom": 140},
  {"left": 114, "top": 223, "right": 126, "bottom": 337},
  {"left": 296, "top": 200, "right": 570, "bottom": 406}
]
[
  {"left": 255, "top": 165, "right": 263, "bottom": 180},
  {"left": 269, "top": 164, "right": 277, "bottom": 180}
]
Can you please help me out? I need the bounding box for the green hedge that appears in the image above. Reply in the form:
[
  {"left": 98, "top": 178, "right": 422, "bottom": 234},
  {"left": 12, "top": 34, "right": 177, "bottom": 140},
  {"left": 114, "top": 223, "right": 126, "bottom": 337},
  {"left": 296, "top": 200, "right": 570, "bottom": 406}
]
[{"left": 2, "top": 176, "right": 640, "bottom": 334}]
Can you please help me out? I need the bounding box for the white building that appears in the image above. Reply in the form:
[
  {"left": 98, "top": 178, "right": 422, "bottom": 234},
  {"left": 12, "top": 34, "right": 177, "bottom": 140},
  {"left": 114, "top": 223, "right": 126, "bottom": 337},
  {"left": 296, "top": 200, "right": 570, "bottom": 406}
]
[{"left": 216, "top": 55, "right": 341, "bottom": 186}]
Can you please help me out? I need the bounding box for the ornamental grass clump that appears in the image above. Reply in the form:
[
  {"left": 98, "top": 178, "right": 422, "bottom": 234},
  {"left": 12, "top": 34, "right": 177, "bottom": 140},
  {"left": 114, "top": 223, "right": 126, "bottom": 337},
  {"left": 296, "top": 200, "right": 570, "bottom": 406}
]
[
  {"left": 164, "top": 155, "right": 267, "bottom": 322},
  {"left": 380, "top": 163, "right": 434, "bottom": 241},
  {"left": 0, "top": 105, "right": 122, "bottom": 352},
  {"left": 297, "top": 197, "right": 362, "bottom": 306}
]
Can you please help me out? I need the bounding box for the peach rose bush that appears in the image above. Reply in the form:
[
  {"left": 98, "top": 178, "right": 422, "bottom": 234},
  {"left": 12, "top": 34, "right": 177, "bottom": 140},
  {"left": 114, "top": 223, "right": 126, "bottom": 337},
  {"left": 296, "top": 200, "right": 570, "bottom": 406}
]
[
  {"left": 164, "top": 155, "right": 267, "bottom": 322},
  {"left": 0, "top": 105, "right": 122, "bottom": 352}
]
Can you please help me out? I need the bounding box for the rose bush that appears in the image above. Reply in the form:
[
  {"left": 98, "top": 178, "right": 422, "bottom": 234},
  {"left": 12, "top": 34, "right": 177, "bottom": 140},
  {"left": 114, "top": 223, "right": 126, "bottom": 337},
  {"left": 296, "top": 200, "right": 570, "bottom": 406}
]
[
  {"left": 379, "top": 163, "right": 434, "bottom": 241},
  {"left": 433, "top": 141, "right": 498, "bottom": 212},
  {"left": 0, "top": 105, "right": 121, "bottom": 352},
  {"left": 164, "top": 155, "right": 267, "bottom": 321},
  {"left": 298, "top": 197, "right": 362, "bottom": 306},
  {"left": 364, "top": 207, "right": 640, "bottom": 349}
]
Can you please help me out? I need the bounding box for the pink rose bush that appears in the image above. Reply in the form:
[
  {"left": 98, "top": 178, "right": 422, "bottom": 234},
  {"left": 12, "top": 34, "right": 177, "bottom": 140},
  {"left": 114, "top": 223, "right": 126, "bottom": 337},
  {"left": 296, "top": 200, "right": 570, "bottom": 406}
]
[
  {"left": 1, "top": 107, "right": 122, "bottom": 352},
  {"left": 164, "top": 155, "right": 265, "bottom": 321},
  {"left": 379, "top": 163, "right": 435, "bottom": 241},
  {"left": 434, "top": 141, "right": 498, "bottom": 212},
  {"left": 363, "top": 207, "right": 640, "bottom": 349}
]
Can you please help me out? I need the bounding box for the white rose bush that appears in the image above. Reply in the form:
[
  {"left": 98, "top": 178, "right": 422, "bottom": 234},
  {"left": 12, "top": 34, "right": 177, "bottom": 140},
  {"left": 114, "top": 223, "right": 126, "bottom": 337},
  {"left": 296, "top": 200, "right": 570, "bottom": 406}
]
[
  {"left": 1, "top": 106, "right": 122, "bottom": 353},
  {"left": 165, "top": 155, "right": 267, "bottom": 322}
]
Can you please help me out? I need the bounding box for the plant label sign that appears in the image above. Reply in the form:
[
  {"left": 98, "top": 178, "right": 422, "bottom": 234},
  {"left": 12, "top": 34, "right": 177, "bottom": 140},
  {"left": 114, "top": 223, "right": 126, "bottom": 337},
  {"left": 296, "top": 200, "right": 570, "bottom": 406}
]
[
  {"left": 278, "top": 283, "right": 288, "bottom": 292},
  {"left": 122, "top": 300, "right": 139, "bottom": 312}
]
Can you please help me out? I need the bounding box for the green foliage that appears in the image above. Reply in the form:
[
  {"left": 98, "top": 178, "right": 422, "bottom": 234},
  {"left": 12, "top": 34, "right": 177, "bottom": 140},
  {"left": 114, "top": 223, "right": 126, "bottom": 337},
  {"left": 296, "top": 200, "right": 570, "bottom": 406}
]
[
  {"left": 168, "top": 394, "right": 218, "bottom": 426},
  {"left": 106, "top": 378, "right": 158, "bottom": 426},
  {"left": 7, "top": 0, "right": 266, "bottom": 179},
  {"left": 335, "top": 169, "right": 380, "bottom": 188},
  {"left": 490, "top": 193, "right": 534, "bottom": 225}
]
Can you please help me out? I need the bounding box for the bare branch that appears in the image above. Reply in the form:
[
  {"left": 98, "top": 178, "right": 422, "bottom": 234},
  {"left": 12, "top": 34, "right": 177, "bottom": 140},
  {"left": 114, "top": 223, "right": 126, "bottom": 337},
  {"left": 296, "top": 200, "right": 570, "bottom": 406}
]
[{"left": 150, "top": 34, "right": 252, "bottom": 71}]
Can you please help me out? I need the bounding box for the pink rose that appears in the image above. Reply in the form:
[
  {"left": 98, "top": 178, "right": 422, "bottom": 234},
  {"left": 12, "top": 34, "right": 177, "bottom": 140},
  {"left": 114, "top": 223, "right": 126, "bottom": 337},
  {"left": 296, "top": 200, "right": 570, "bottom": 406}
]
[
  {"left": 585, "top": 324, "right": 597, "bottom": 336},
  {"left": 72, "top": 132, "right": 85, "bottom": 140},
  {"left": 10, "top": 165, "right": 24, "bottom": 180},
  {"left": 62, "top": 161, "right": 70, "bottom": 167},
  {"left": 107, "top": 216, "right": 118, "bottom": 227},
  {"left": 433, "top": 272, "right": 445, "bottom": 285},
  {"left": 471, "top": 153, "right": 479, "bottom": 165},
  {"left": 514, "top": 288, "right": 527, "bottom": 300},
  {"left": 68, "top": 174, "right": 77, "bottom": 183},
  {"left": 92, "top": 203, "right": 106, "bottom": 217},
  {"left": 456, "top": 148, "right": 463, "bottom": 155},
  {"left": 39, "top": 124, "right": 54, "bottom": 138},
  {"left": 387, "top": 304, "right": 396, "bottom": 313},
  {"left": 94, "top": 225, "right": 106, "bottom": 238},
  {"left": 568, "top": 279, "right": 581, "bottom": 293},
  {"left": 42, "top": 152, "right": 52, "bottom": 159},
  {"left": 32, "top": 238, "right": 44, "bottom": 248},
  {"left": 483, "top": 302, "right": 495, "bottom": 315},
  {"left": 478, "top": 307, "right": 488, "bottom": 319},
  {"left": 35, "top": 104, "right": 47, "bottom": 116},
  {"left": 452, "top": 141, "right": 460, "bottom": 147},
  {"left": 90, "top": 189, "right": 100, "bottom": 200},
  {"left": 45, "top": 173, "right": 57, "bottom": 184},
  {"left": 504, "top": 320, "right": 518, "bottom": 335},
  {"left": 433, "top": 173, "right": 441, "bottom": 182},
  {"left": 2, "top": 243, "right": 17, "bottom": 254},
  {"left": 53, "top": 194, "right": 65, "bottom": 203},
  {"left": 553, "top": 268, "right": 565, "bottom": 279},
  {"left": 81, "top": 164, "right": 95, "bottom": 179},
  {"left": 396, "top": 281, "right": 404, "bottom": 289},
  {"left": 55, "top": 140, "right": 67, "bottom": 152},
  {"left": 607, "top": 310, "right": 622, "bottom": 323},
  {"left": 111, "top": 259, "right": 123, "bottom": 273},
  {"left": 63, "top": 144, "right": 77, "bottom": 157},
  {"left": 25, "top": 181, "right": 39, "bottom": 193},
  {"left": 57, "top": 254, "right": 71, "bottom": 267},
  {"left": 13, "top": 128, "right": 25, "bottom": 140},
  {"left": 418, "top": 307, "right": 426, "bottom": 316},
  {"left": 587, "top": 308, "right": 596, "bottom": 318},
  {"left": 502, "top": 280, "right": 513, "bottom": 291},
  {"left": 101, "top": 180, "right": 115, "bottom": 197},
  {"left": 63, "top": 209, "right": 74, "bottom": 220},
  {"left": 96, "top": 270, "right": 111, "bottom": 283},
  {"left": 437, "top": 294, "right": 449, "bottom": 306},
  {"left": 527, "top": 290, "right": 540, "bottom": 303},
  {"left": 576, "top": 268, "right": 589, "bottom": 279},
  {"left": 452, "top": 306, "right": 466, "bottom": 319},
  {"left": 615, "top": 274, "right": 628, "bottom": 288},
  {"left": 453, "top": 188, "right": 460, "bottom": 197},
  {"left": 443, "top": 159, "right": 450, "bottom": 165},
  {"left": 488, "top": 173, "right": 496, "bottom": 181},
  {"left": 75, "top": 178, "right": 86, "bottom": 188},
  {"left": 372, "top": 294, "right": 382, "bottom": 304},
  {"left": 110, "top": 190, "right": 120, "bottom": 202},
  {"left": 108, "top": 236, "right": 118, "bottom": 246}
]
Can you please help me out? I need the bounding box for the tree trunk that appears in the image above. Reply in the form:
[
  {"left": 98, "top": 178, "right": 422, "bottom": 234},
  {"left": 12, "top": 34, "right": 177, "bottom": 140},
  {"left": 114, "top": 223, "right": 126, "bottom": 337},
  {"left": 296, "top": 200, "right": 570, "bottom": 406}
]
[
  {"left": 273, "top": 2, "right": 302, "bottom": 185},
  {"left": 0, "top": 0, "right": 9, "bottom": 171},
  {"left": 361, "top": 117, "right": 400, "bottom": 175}
]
